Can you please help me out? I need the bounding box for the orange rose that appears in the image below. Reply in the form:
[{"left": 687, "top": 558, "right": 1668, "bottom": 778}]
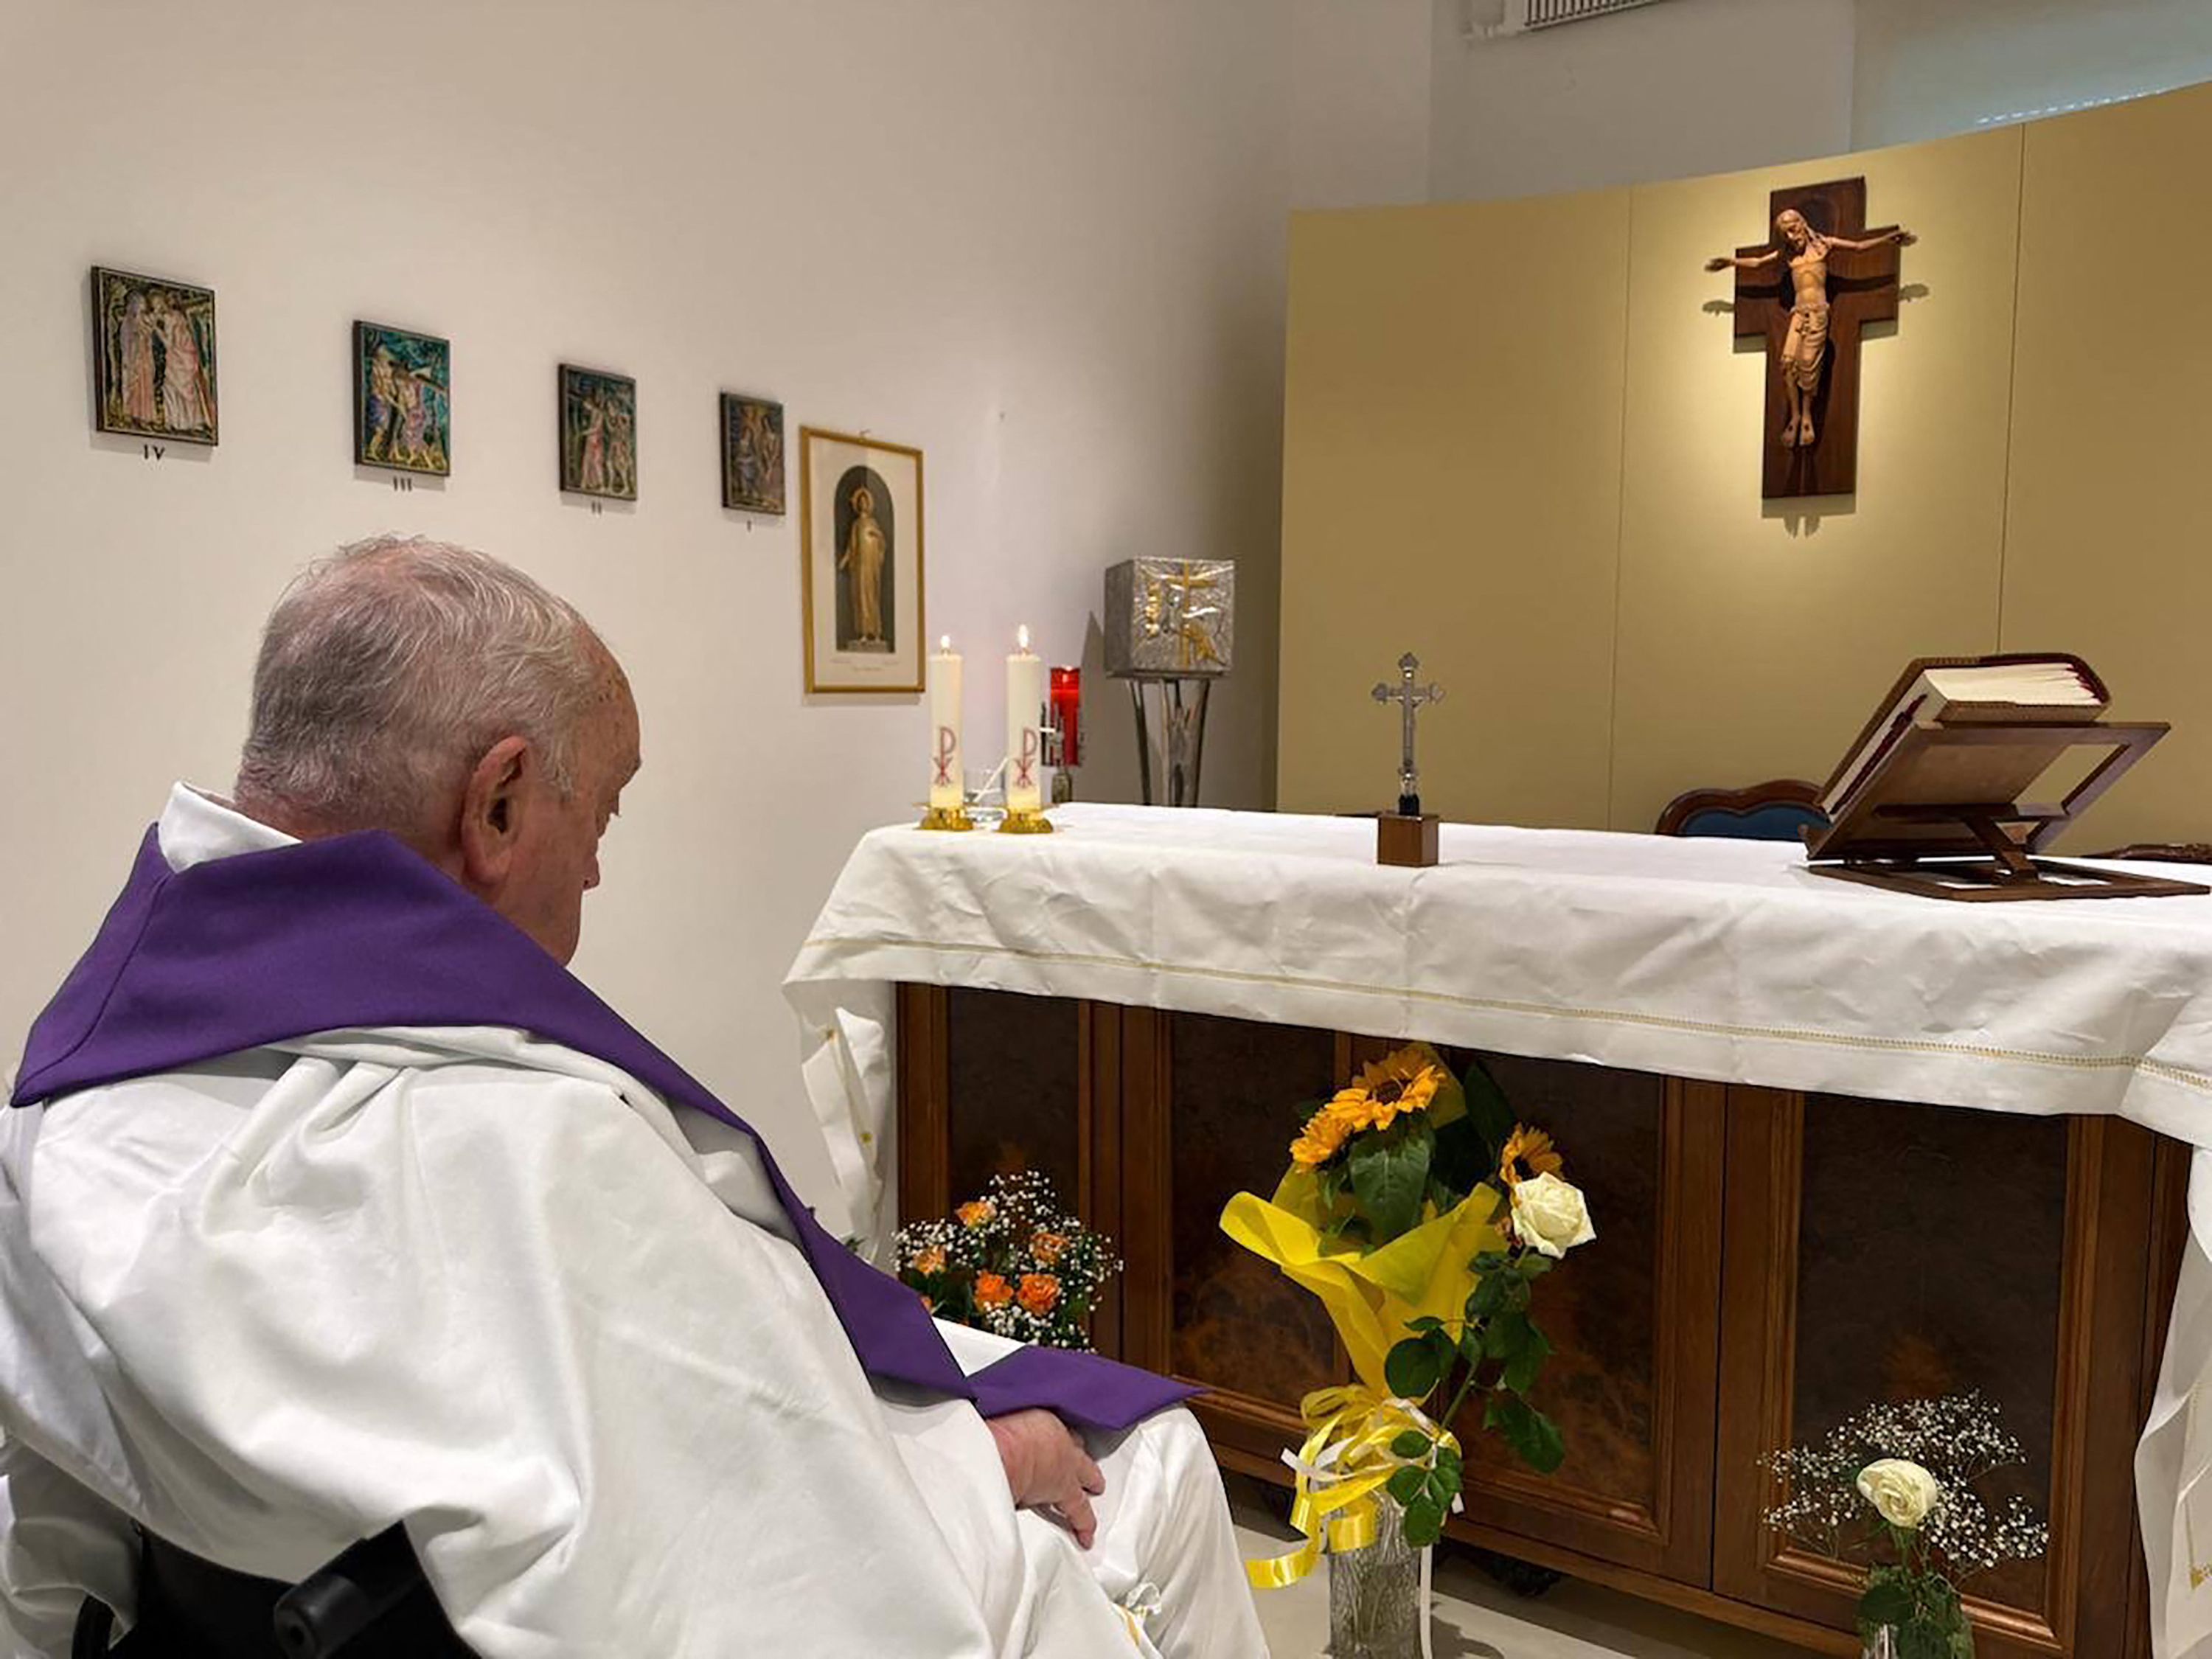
[
  {"left": 1018, "top": 1273, "right": 1061, "bottom": 1315},
  {"left": 912, "top": 1245, "right": 947, "bottom": 1276},
  {"left": 1030, "top": 1231, "right": 1068, "bottom": 1265},
  {"left": 975, "top": 1271, "right": 1015, "bottom": 1307},
  {"left": 956, "top": 1200, "right": 995, "bottom": 1228}
]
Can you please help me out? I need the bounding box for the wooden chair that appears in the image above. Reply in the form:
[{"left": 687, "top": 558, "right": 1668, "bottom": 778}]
[
  {"left": 1654, "top": 779, "right": 1829, "bottom": 842},
  {"left": 2084, "top": 841, "right": 2212, "bottom": 863}
]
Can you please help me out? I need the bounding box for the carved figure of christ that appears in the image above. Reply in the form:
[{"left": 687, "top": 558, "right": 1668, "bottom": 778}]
[{"left": 1705, "top": 177, "right": 1914, "bottom": 499}]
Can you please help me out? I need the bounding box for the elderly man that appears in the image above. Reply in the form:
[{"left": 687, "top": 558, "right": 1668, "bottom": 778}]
[{"left": 0, "top": 538, "right": 1267, "bottom": 1658}]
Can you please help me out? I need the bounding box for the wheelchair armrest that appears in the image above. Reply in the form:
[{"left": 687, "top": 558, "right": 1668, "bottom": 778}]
[{"left": 271, "top": 1526, "right": 432, "bottom": 1658}]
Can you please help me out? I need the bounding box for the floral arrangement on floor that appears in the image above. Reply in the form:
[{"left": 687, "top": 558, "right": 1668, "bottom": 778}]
[
  {"left": 894, "top": 1170, "right": 1119, "bottom": 1352},
  {"left": 1761, "top": 1393, "right": 2050, "bottom": 1659},
  {"left": 1221, "top": 1040, "right": 1596, "bottom": 1576}
]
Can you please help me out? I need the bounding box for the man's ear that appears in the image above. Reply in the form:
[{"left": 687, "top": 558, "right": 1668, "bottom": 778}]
[{"left": 458, "top": 735, "right": 533, "bottom": 891}]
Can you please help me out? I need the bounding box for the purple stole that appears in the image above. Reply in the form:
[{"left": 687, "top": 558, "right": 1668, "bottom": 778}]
[{"left": 13, "top": 827, "right": 1190, "bottom": 1432}]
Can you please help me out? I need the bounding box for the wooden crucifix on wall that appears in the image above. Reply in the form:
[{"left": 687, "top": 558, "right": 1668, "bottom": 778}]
[{"left": 1705, "top": 177, "right": 1915, "bottom": 499}]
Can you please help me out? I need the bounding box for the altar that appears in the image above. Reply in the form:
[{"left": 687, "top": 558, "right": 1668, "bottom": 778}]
[{"left": 785, "top": 805, "right": 2212, "bottom": 1658}]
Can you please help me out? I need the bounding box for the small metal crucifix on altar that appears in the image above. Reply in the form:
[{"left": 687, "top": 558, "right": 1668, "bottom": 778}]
[
  {"left": 1371, "top": 651, "right": 1444, "bottom": 868},
  {"left": 1705, "top": 176, "right": 1915, "bottom": 499}
]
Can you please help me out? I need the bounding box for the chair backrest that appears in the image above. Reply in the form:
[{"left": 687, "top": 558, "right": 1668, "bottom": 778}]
[
  {"left": 1655, "top": 779, "right": 1829, "bottom": 843},
  {"left": 2084, "top": 841, "right": 2212, "bottom": 863}
]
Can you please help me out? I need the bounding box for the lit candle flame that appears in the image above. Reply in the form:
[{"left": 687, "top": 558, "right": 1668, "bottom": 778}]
[
  {"left": 939, "top": 634, "right": 951, "bottom": 652},
  {"left": 1017, "top": 624, "right": 1031, "bottom": 652}
]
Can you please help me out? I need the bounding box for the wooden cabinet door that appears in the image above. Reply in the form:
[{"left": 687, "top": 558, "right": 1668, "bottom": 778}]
[
  {"left": 896, "top": 985, "right": 1126, "bottom": 1355},
  {"left": 1432, "top": 1054, "right": 1727, "bottom": 1585},
  {"left": 1119, "top": 1008, "right": 1354, "bottom": 1481},
  {"left": 1713, "top": 1089, "right": 2170, "bottom": 1659}
]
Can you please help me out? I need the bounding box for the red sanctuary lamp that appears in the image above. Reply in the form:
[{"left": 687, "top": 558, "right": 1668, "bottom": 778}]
[{"left": 1047, "top": 667, "right": 1082, "bottom": 802}]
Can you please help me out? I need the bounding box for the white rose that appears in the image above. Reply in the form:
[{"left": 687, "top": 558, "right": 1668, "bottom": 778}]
[
  {"left": 1857, "top": 1459, "right": 1943, "bottom": 1530},
  {"left": 1509, "top": 1171, "right": 1595, "bottom": 1260}
]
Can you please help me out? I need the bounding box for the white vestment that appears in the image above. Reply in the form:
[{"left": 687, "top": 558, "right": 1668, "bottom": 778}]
[{"left": 0, "top": 786, "right": 1266, "bottom": 1659}]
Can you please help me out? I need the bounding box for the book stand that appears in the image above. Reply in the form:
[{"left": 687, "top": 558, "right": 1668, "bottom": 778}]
[{"left": 1804, "top": 720, "right": 2208, "bottom": 902}]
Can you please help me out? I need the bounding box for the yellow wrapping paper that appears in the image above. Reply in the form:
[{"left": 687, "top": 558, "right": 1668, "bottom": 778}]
[
  {"left": 1220, "top": 1169, "right": 1505, "bottom": 1587},
  {"left": 1220, "top": 1170, "right": 1506, "bottom": 1393}
]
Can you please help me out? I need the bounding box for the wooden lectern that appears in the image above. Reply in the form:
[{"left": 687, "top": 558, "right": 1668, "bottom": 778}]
[{"left": 1805, "top": 664, "right": 2206, "bottom": 901}]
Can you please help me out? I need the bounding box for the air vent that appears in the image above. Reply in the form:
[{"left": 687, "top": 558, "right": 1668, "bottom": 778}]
[
  {"left": 1462, "top": 0, "right": 1669, "bottom": 40},
  {"left": 1525, "top": 0, "right": 1662, "bottom": 26}
]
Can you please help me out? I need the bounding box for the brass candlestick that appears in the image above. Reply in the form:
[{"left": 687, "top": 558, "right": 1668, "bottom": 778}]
[{"left": 918, "top": 805, "right": 975, "bottom": 832}]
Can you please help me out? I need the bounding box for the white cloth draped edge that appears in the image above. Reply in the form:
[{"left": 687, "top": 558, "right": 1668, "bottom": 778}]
[{"left": 784, "top": 803, "right": 2212, "bottom": 1657}]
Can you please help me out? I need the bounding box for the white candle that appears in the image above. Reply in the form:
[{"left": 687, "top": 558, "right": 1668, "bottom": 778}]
[
  {"left": 928, "top": 635, "right": 963, "bottom": 812},
  {"left": 1005, "top": 624, "right": 1046, "bottom": 814}
]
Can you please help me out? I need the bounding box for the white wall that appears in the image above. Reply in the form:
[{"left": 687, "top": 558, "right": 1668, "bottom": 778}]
[
  {"left": 1427, "top": 0, "right": 1856, "bottom": 201},
  {"left": 0, "top": 0, "right": 1425, "bottom": 1209},
  {"left": 1289, "top": 0, "right": 1435, "bottom": 209},
  {"left": 1428, "top": 0, "right": 2212, "bottom": 205},
  {"left": 1852, "top": 0, "right": 2212, "bottom": 147}
]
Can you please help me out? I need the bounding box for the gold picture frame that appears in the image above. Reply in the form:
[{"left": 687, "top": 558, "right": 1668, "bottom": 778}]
[{"left": 799, "top": 426, "right": 925, "bottom": 694}]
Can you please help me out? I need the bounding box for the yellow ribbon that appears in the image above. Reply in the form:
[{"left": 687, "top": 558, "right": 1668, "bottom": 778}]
[{"left": 1245, "top": 1384, "right": 1460, "bottom": 1590}]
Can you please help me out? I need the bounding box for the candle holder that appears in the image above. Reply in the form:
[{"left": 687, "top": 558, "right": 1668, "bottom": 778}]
[
  {"left": 1046, "top": 666, "right": 1082, "bottom": 807},
  {"left": 917, "top": 805, "right": 975, "bottom": 832},
  {"left": 998, "top": 805, "right": 1055, "bottom": 835}
]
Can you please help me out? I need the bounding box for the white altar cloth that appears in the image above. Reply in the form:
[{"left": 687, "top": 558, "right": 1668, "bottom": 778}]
[{"left": 783, "top": 804, "right": 2212, "bottom": 1655}]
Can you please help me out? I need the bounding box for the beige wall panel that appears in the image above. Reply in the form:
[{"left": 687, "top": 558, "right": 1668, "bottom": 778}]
[
  {"left": 1277, "top": 194, "right": 1630, "bottom": 827},
  {"left": 2000, "top": 83, "right": 2212, "bottom": 851},
  {"left": 1607, "top": 128, "right": 2023, "bottom": 832}
]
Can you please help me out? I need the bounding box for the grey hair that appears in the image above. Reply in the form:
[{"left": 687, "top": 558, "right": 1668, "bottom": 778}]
[{"left": 234, "top": 535, "right": 608, "bottom": 832}]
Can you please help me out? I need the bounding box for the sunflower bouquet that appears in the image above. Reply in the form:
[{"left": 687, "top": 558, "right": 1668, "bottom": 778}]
[
  {"left": 895, "top": 1169, "right": 1119, "bottom": 1352},
  {"left": 1221, "top": 1041, "right": 1594, "bottom": 1559}
]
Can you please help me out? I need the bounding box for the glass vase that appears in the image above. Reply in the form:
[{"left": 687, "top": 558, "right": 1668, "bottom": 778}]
[
  {"left": 1328, "top": 1493, "right": 1427, "bottom": 1659},
  {"left": 1863, "top": 1621, "right": 1976, "bottom": 1658}
]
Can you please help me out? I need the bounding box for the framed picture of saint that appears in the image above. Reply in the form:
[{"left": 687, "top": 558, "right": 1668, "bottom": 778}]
[
  {"left": 558, "top": 364, "right": 637, "bottom": 501},
  {"left": 91, "top": 266, "right": 218, "bottom": 445},
  {"left": 720, "top": 392, "right": 785, "bottom": 514},
  {"left": 354, "top": 321, "right": 451, "bottom": 476},
  {"left": 799, "top": 427, "right": 925, "bottom": 694}
]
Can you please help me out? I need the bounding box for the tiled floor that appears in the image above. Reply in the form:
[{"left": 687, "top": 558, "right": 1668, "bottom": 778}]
[{"left": 1230, "top": 1484, "right": 1815, "bottom": 1659}]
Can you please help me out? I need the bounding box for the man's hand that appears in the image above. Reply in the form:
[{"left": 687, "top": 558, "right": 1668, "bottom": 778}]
[{"left": 984, "top": 1408, "right": 1106, "bottom": 1548}]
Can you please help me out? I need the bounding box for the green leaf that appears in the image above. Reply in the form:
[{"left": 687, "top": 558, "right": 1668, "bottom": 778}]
[
  {"left": 1467, "top": 1273, "right": 1509, "bottom": 1321},
  {"left": 1430, "top": 1113, "right": 1488, "bottom": 1204},
  {"left": 1402, "top": 1499, "right": 1445, "bottom": 1548},
  {"left": 1516, "top": 1251, "right": 1554, "bottom": 1280},
  {"left": 1484, "top": 1395, "right": 1565, "bottom": 1474},
  {"left": 1857, "top": 1573, "right": 1913, "bottom": 1630},
  {"left": 1501, "top": 1323, "right": 1553, "bottom": 1396},
  {"left": 1483, "top": 1310, "right": 1533, "bottom": 1362},
  {"left": 1349, "top": 1119, "right": 1433, "bottom": 1245},
  {"left": 1386, "top": 1466, "right": 1429, "bottom": 1506},
  {"left": 1426, "top": 1464, "right": 1460, "bottom": 1509},
  {"left": 1386, "top": 1335, "right": 1443, "bottom": 1399},
  {"left": 1459, "top": 1324, "right": 1486, "bottom": 1368},
  {"left": 1461, "top": 1057, "right": 1517, "bottom": 1170},
  {"left": 1390, "top": 1429, "right": 1431, "bottom": 1460},
  {"left": 1406, "top": 1315, "right": 1445, "bottom": 1334},
  {"left": 1435, "top": 1445, "right": 1464, "bottom": 1487},
  {"left": 1471, "top": 1251, "right": 1512, "bottom": 1275}
]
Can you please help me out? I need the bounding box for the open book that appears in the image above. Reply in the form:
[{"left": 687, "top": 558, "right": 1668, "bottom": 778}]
[{"left": 1818, "top": 654, "right": 2108, "bottom": 821}]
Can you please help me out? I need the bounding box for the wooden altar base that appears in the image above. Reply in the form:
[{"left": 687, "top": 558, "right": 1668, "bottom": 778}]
[{"left": 896, "top": 985, "right": 2188, "bottom": 1659}]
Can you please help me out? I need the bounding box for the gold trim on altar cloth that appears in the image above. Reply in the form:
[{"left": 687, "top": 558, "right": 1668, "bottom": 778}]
[{"left": 799, "top": 931, "right": 2212, "bottom": 1097}]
